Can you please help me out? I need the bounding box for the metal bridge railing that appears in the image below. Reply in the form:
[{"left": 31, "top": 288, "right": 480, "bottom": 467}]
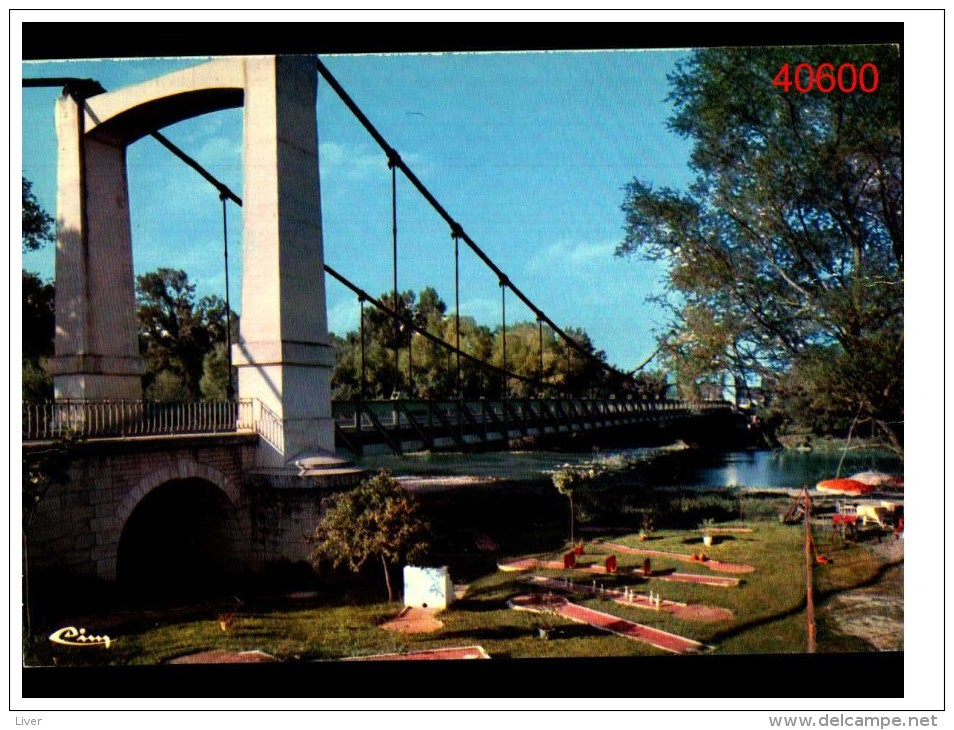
[
  {"left": 254, "top": 400, "right": 285, "bottom": 453},
  {"left": 23, "top": 397, "right": 734, "bottom": 444},
  {"left": 22, "top": 399, "right": 255, "bottom": 441}
]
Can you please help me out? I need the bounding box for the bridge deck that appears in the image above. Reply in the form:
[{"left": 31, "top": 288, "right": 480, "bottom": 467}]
[{"left": 333, "top": 398, "right": 733, "bottom": 455}]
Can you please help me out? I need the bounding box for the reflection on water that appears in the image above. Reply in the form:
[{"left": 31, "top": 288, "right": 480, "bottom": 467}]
[
  {"left": 360, "top": 444, "right": 902, "bottom": 490},
  {"left": 631, "top": 448, "right": 904, "bottom": 490},
  {"left": 358, "top": 447, "right": 658, "bottom": 482}
]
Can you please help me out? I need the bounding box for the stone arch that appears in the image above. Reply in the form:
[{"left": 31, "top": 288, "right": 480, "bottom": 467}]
[
  {"left": 111, "top": 459, "right": 243, "bottom": 592},
  {"left": 115, "top": 459, "right": 240, "bottom": 532}
]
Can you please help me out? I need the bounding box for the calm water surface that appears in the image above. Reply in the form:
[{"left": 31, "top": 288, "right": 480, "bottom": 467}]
[
  {"left": 362, "top": 445, "right": 903, "bottom": 490},
  {"left": 617, "top": 447, "right": 903, "bottom": 490}
]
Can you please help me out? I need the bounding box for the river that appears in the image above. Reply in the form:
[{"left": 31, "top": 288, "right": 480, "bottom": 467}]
[
  {"left": 359, "top": 443, "right": 903, "bottom": 491},
  {"left": 621, "top": 446, "right": 903, "bottom": 490}
]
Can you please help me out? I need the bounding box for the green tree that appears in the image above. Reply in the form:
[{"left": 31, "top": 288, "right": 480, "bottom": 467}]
[
  {"left": 136, "top": 268, "right": 237, "bottom": 400},
  {"left": 550, "top": 464, "right": 600, "bottom": 544},
  {"left": 199, "top": 343, "right": 237, "bottom": 401},
  {"left": 329, "top": 331, "right": 363, "bottom": 400},
  {"left": 329, "top": 285, "right": 609, "bottom": 401},
  {"left": 21, "top": 178, "right": 56, "bottom": 402},
  {"left": 617, "top": 45, "right": 902, "bottom": 453},
  {"left": 22, "top": 271, "right": 55, "bottom": 402},
  {"left": 22, "top": 177, "right": 54, "bottom": 253},
  {"left": 408, "top": 287, "right": 454, "bottom": 399},
  {"left": 309, "top": 471, "right": 429, "bottom": 602}
]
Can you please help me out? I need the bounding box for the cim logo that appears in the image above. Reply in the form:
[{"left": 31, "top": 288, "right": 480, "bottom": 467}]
[{"left": 48, "top": 626, "right": 112, "bottom": 649}]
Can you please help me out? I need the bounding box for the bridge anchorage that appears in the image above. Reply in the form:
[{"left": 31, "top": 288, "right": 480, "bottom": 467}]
[{"left": 23, "top": 55, "right": 736, "bottom": 595}]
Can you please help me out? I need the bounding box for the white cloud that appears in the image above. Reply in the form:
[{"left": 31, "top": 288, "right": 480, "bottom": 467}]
[
  {"left": 195, "top": 135, "right": 243, "bottom": 174},
  {"left": 319, "top": 141, "right": 423, "bottom": 182},
  {"left": 319, "top": 141, "right": 388, "bottom": 181},
  {"left": 567, "top": 240, "right": 619, "bottom": 263},
  {"left": 327, "top": 296, "right": 361, "bottom": 335},
  {"left": 458, "top": 296, "right": 500, "bottom": 325},
  {"left": 526, "top": 238, "right": 619, "bottom": 274}
]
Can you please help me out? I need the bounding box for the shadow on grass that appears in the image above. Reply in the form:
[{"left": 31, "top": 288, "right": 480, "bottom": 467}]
[
  {"left": 681, "top": 535, "right": 736, "bottom": 546},
  {"left": 815, "top": 557, "right": 904, "bottom": 603},
  {"left": 451, "top": 598, "right": 511, "bottom": 613},
  {"left": 706, "top": 600, "right": 808, "bottom": 645},
  {"left": 707, "top": 555, "right": 903, "bottom": 646},
  {"left": 438, "top": 626, "right": 531, "bottom": 642},
  {"left": 544, "top": 624, "right": 604, "bottom": 640}
]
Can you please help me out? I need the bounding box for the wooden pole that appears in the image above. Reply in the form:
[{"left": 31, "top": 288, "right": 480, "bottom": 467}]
[{"left": 804, "top": 489, "right": 816, "bottom": 653}]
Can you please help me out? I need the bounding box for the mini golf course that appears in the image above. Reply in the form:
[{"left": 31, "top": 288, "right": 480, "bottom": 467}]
[
  {"left": 345, "top": 646, "right": 491, "bottom": 661},
  {"left": 497, "top": 556, "right": 620, "bottom": 574},
  {"left": 508, "top": 593, "right": 707, "bottom": 655},
  {"left": 497, "top": 554, "right": 743, "bottom": 587},
  {"left": 527, "top": 576, "right": 734, "bottom": 622},
  {"left": 599, "top": 542, "right": 757, "bottom": 574}
]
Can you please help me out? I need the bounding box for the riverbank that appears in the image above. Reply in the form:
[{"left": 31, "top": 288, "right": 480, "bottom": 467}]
[{"left": 778, "top": 432, "right": 901, "bottom": 456}]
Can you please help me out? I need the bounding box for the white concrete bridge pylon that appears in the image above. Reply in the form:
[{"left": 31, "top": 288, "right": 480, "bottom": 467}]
[{"left": 49, "top": 55, "right": 336, "bottom": 466}]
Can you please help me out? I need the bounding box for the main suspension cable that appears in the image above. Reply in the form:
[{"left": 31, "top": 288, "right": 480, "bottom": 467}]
[
  {"left": 26, "top": 73, "right": 611, "bottom": 398},
  {"left": 314, "top": 58, "right": 632, "bottom": 388}
]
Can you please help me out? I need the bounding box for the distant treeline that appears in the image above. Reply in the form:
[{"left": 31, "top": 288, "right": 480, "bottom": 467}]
[{"left": 329, "top": 287, "right": 668, "bottom": 401}]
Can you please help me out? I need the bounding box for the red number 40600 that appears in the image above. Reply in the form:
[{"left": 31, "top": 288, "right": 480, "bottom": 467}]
[{"left": 773, "top": 63, "right": 879, "bottom": 94}]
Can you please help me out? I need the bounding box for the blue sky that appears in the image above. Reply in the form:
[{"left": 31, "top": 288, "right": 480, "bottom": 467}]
[{"left": 21, "top": 50, "right": 695, "bottom": 370}]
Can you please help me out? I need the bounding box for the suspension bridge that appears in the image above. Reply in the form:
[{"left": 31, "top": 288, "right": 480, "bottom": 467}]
[{"left": 21, "top": 56, "right": 737, "bottom": 587}]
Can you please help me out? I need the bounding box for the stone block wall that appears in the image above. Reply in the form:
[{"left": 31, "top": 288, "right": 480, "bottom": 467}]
[{"left": 25, "top": 435, "right": 257, "bottom": 583}]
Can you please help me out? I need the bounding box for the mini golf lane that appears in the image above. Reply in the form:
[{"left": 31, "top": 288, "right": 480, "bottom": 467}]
[
  {"left": 498, "top": 557, "right": 614, "bottom": 574},
  {"left": 528, "top": 576, "right": 734, "bottom": 623},
  {"left": 600, "top": 542, "right": 756, "bottom": 574},
  {"left": 497, "top": 556, "right": 741, "bottom": 586},
  {"left": 656, "top": 572, "right": 741, "bottom": 587},
  {"left": 509, "top": 593, "right": 707, "bottom": 655},
  {"left": 344, "top": 646, "right": 490, "bottom": 661}
]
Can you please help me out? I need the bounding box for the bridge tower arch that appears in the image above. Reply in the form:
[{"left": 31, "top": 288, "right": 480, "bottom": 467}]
[{"left": 49, "top": 56, "right": 335, "bottom": 466}]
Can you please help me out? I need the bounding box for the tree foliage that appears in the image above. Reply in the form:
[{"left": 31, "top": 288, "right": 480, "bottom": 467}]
[
  {"left": 199, "top": 343, "right": 234, "bottom": 401},
  {"left": 551, "top": 463, "right": 601, "bottom": 544},
  {"left": 329, "top": 286, "right": 619, "bottom": 400},
  {"left": 135, "top": 268, "right": 237, "bottom": 401},
  {"left": 22, "top": 177, "right": 54, "bottom": 253},
  {"left": 617, "top": 45, "right": 902, "bottom": 451},
  {"left": 309, "top": 471, "right": 429, "bottom": 602},
  {"left": 22, "top": 271, "right": 55, "bottom": 402},
  {"left": 21, "top": 179, "right": 56, "bottom": 401}
]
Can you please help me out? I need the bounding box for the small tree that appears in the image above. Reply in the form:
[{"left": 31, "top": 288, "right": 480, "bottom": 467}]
[
  {"left": 310, "top": 471, "right": 429, "bottom": 602},
  {"left": 551, "top": 464, "right": 600, "bottom": 545}
]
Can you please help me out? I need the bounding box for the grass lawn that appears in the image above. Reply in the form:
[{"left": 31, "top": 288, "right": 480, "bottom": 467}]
[{"left": 25, "top": 490, "right": 901, "bottom": 666}]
